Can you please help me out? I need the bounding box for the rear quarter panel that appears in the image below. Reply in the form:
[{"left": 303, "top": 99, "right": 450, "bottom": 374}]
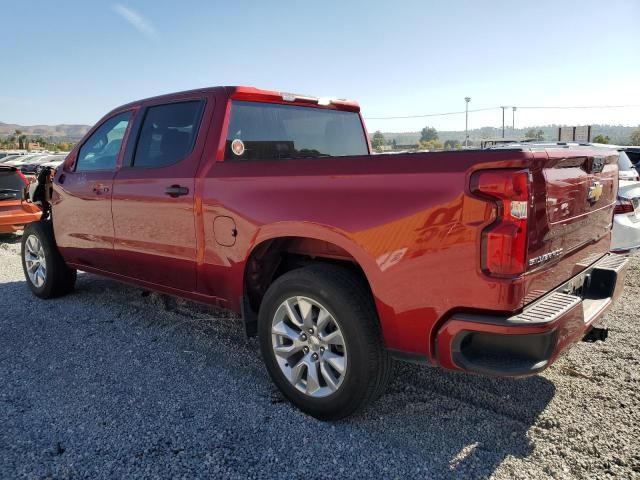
[{"left": 199, "top": 150, "right": 552, "bottom": 358}]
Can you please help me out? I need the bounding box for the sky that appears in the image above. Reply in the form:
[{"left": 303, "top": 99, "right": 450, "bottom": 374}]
[{"left": 1, "top": 0, "right": 639, "bottom": 133}]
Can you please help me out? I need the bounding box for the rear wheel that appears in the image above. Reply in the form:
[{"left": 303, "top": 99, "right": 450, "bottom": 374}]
[
  {"left": 258, "top": 264, "right": 392, "bottom": 420},
  {"left": 21, "top": 221, "right": 76, "bottom": 299}
]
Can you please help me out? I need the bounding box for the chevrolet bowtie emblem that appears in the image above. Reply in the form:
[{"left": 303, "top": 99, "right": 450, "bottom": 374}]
[{"left": 587, "top": 181, "right": 603, "bottom": 204}]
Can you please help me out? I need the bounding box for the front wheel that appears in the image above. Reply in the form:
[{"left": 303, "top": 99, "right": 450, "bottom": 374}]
[
  {"left": 21, "top": 221, "right": 76, "bottom": 299},
  {"left": 258, "top": 264, "right": 392, "bottom": 420}
]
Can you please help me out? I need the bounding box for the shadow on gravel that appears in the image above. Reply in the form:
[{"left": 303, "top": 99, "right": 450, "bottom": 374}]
[
  {"left": 0, "top": 233, "right": 22, "bottom": 245},
  {"left": 1, "top": 272, "right": 556, "bottom": 478},
  {"left": 357, "top": 362, "right": 556, "bottom": 477}
]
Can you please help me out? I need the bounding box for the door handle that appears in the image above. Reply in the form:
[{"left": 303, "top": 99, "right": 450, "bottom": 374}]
[
  {"left": 165, "top": 185, "right": 189, "bottom": 198},
  {"left": 92, "top": 184, "right": 110, "bottom": 194}
]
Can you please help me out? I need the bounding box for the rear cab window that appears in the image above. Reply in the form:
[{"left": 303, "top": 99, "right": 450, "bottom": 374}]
[
  {"left": 0, "top": 168, "right": 26, "bottom": 200},
  {"left": 224, "top": 101, "right": 368, "bottom": 161}
]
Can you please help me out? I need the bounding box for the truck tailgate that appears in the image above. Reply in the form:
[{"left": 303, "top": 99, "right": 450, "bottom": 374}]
[{"left": 524, "top": 146, "right": 619, "bottom": 304}]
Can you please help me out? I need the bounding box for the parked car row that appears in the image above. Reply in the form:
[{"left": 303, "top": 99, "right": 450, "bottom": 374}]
[
  {"left": 0, "top": 152, "right": 62, "bottom": 235},
  {"left": 0, "top": 153, "right": 67, "bottom": 179},
  {"left": 0, "top": 150, "right": 28, "bottom": 160},
  {"left": 0, "top": 165, "right": 41, "bottom": 234}
]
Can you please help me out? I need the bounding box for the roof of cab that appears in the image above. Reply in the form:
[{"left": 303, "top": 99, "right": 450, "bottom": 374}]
[{"left": 112, "top": 86, "right": 360, "bottom": 114}]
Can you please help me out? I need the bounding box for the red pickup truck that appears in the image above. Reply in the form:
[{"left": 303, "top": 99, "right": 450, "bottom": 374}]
[{"left": 23, "top": 86, "right": 628, "bottom": 419}]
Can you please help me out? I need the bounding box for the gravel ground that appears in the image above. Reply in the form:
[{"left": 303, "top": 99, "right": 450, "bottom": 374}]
[{"left": 1, "top": 233, "right": 639, "bottom": 479}]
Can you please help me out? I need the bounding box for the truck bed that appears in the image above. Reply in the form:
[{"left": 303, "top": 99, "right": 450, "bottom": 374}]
[{"left": 198, "top": 144, "right": 618, "bottom": 358}]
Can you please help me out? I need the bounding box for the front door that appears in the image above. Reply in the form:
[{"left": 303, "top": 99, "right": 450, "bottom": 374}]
[
  {"left": 111, "top": 98, "right": 209, "bottom": 291},
  {"left": 53, "top": 111, "right": 133, "bottom": 270}
]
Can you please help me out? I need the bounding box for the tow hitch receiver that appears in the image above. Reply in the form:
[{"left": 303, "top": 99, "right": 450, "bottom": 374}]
[{"left": 582, "top": 327, "right": 608, "bottom": 343}]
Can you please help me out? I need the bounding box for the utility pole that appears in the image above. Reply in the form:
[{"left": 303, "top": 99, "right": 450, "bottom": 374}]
[
  {"left": 500, "top": 106, "right": 507, "bottom": 138},
  {"left": 465, "top": 97, "right": 471, "bottom": 148},
  {"left": 512, "top": 106, "right": 516, "bottom": 132}
]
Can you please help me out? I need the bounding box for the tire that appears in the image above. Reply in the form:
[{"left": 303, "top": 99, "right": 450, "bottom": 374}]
[
  {"left": 258, "top": 264, "right": 392, "bottom": 420},
  {"left": 21, "top": 221, "right": 76, "bottom": 299}
]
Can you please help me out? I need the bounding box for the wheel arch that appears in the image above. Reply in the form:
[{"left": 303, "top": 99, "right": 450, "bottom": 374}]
[{"left": 241, "top": 224, "right": 381, "bottom": 335}]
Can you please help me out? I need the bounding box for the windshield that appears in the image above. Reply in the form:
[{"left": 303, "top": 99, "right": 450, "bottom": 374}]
[
  {"left": 618, "top": 151, "right": 634, "bottom": 170},
  {"left": 625, "top": 150, "right": 640, "bottom": 167}
]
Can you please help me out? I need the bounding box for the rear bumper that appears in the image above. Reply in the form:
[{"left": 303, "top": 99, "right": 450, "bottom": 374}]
[
  {"left": 0, "top": 202, "right": 41, "bottom": 233},
  {"left": 435, "top": 253, "right": 628, "bottom": 376}
]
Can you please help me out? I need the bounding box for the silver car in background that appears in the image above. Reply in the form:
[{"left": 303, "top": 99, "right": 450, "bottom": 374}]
[{"left": 612, "top": 180, "right": 640, "bottom": 253}]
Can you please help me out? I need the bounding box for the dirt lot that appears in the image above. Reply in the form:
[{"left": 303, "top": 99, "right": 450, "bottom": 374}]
[{"left": 1, "top": 233, "right": 639, "bottom": 479}]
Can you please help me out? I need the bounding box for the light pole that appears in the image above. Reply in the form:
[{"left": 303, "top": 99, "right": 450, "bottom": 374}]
[
  {"left": 464, "top": 97, "right": 471, "bottom": 147},
  {"left": 500, "top": 106, "right": 507, "bottom": 138},
  {"left": 512, "top": 106, "right": 516, "bottom": 132}
]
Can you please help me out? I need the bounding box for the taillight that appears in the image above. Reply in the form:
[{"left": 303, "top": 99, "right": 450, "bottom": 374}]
[
  {"left": 14, "top": 169, "right": 29, "bottom": 201},
  {"left": 470, "top": 169, "right": 530, "bottom": 277},
  {"left": 614, "top": 197, "right": 634, "bottom": 215},
  {"left": 16, "top": 169, "right": 29, "bottom": 185}
]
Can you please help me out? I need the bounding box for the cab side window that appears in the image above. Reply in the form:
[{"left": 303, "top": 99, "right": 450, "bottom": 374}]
[
  {"left": 132, "top": 101, "right": 204, "bottom": 168},
  {"left": 76, "top": 111, "right": 132, "bottom": 172}
]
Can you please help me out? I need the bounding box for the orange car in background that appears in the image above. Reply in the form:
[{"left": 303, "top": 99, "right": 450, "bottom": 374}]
[{"left": 0, "top": 166, "right": 41, "bottom": 234}]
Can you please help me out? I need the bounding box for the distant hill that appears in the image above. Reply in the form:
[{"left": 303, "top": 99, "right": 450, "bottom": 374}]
[
  {"left": 0, "top": 121, "right": 90, "bottom": 142},
  {"left": 376, "top": 124, "right": 640, "bottom": 146}
]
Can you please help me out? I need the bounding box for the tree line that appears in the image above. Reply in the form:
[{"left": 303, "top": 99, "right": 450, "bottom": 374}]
[
  {"left": 371, "top": 126, "right": 640, "bottom": 151},
  {"left": 0, "top": 129, "right": 75, "bottom": 152},
  {"left": 371, "top": 126, "right": 463, "bottom": 151}
]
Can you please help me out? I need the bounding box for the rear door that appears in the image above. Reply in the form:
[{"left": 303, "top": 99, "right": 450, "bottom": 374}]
[
  {"left": 110, "top": 96, "right": 211, "bottom": 291},
  {"left": 53, "top": 110, "right": 133, "bottom": 270}
]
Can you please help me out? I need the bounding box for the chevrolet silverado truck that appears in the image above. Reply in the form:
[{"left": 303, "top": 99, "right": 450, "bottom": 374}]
[{"left": 23, "top": 86, "right": 628, "bottom": 419}]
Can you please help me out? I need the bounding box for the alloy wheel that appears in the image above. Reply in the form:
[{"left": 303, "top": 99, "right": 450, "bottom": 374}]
[
  {"left": 271, "top": 296, "right": 348, "bottom": 398},
  {"left": 24, "top": 235, "right": 47, "bottom": 288}
]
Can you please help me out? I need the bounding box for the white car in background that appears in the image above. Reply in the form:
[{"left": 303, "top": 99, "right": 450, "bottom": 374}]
[
  {"left": 585, "top": 143, "right": 639, "bottom": 181},
  {"left": 612, "top": 180, "right": 640, "bottom": 253},
  {"left": 35, "top": 155, "right": 66, "bottom": 172},
  {"left": 617, "top": 150, "right": 640, "bottom": 182},
  {"left": 0, "top": 154, "right": 24, "bottom": 164},
  {"left": 2, "top": 154, "right": 48, "bottom": 167}
]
